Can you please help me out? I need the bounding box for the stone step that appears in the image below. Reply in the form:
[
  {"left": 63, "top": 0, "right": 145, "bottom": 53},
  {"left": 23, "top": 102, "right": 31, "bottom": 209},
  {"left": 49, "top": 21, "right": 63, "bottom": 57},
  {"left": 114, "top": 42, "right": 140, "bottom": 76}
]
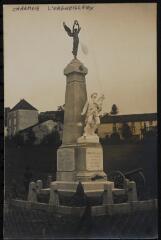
[
  {"left": 112, "top": 188, "right": 126, "bottom": 196},
  {"left": 50, "top": 181, "right": 114, "bottom": 192},
  {"left": 39, "top": 186, "right": 125, "bottom": 196},
  {"left": 37, "top": 189, "right": 50, "bottom": 203},
  {"left": 40, "top": 188, "right": 50, "bottom": 194}
]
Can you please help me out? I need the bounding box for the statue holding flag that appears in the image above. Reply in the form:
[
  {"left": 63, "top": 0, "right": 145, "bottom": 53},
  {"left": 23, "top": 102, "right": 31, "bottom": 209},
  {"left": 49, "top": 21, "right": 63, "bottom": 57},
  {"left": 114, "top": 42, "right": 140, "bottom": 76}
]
[
  {"left": 81, "top": 93, "right": 105, "bottom": 137},
  {"left": 63, "top": 20, "right": 81, "bottom": 59}
]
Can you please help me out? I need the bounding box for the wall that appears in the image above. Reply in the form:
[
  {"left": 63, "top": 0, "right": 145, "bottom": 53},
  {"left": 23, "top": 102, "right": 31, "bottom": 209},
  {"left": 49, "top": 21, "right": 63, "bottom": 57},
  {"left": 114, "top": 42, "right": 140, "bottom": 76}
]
[
  {"left": 17, "top": 110, "right": 38, "bottom": 131},
  {"left": 98, "top": 120, "right": 157, "bottom": 139},
  {"left": 4, "top": 126, "right": 8, "bottom": 137},
  {"left": 8, "top": 110, "right": 38, "bottom": 136},
  {"left": 8, "top": 110, "right": 17, "bottom": 136},
  {"left": 98, "top": 123, "right": 113, "bottom": 138}
]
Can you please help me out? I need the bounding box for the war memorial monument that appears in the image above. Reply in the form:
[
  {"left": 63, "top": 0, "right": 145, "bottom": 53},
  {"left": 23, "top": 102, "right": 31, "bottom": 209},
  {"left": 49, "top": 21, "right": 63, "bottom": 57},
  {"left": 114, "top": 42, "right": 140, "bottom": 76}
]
[{"left": 12, "top": 21, "right": 157, "bottom": 217}]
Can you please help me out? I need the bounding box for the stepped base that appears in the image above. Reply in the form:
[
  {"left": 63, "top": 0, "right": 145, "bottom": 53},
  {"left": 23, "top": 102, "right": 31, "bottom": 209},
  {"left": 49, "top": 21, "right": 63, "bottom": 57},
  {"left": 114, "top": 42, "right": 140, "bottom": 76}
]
[
  {"left": 27, "top": 177, "right": 138, "bottom": 207},
  {"left": 50, "top": 180, "right": 112, "bottom": 195},
  {"left": 10, "top": 199, "right": 158, "bottom": 217}
]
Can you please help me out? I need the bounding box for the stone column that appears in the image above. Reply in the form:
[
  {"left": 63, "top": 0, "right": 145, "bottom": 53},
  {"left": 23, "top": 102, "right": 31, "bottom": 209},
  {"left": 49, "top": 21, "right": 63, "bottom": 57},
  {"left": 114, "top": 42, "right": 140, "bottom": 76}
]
[
  {"left": 27, "top": 182, "right": 37, "bottom": 202},
  {"left": 56, "top": 58, "right": 107, "bottom": 182},
  {"left": 102, "top": 183, "right": 114, "bottom": 205},
  {"left": 47, "top": 175, "right": 52, "bottom": 188},
  {"left": 36, "top": 180, "right": 43, "bottom": 193},
  {"left": 62, "top": 58, "right": 88, "bottom": 145},
  {"left": 127, "top": 181, "right": 138, "bottom": 202},
  {"left": 56, "top": 59, "right": 88, "bottom": 182},
  {"left": 49, "top": 183, "right": 59, "bottom": 206}
]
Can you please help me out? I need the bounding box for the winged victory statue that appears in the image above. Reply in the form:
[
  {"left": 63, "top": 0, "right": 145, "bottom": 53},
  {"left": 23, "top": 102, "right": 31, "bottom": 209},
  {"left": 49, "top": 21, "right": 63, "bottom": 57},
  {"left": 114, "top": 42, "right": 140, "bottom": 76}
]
[{"left": 63, "top": 20, "right": 81, "bottom": 59}]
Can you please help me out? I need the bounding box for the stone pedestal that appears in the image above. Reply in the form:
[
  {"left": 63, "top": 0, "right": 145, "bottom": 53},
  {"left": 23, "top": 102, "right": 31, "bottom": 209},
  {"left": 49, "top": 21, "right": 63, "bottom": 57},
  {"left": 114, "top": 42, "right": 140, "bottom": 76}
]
[
  {"left": 53, "top": 58, "right": 107, "bottom": 205},
  {"left": 57, "top": 143, "right": 107, "bottom": 182},
  {"left": 77, "top": 134, "right": 99, "bottom": 143}
]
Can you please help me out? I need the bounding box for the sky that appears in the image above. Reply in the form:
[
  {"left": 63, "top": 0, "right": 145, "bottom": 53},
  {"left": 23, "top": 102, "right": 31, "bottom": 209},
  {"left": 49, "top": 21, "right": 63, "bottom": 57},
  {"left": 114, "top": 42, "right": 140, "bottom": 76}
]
[{"left": 3, "top": 3, "right": 157, "bottom": 114}]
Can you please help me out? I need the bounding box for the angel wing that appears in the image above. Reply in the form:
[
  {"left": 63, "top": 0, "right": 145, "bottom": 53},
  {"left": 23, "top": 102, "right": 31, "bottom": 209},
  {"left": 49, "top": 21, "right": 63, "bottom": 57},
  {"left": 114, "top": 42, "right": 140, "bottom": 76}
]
[{"left": 63, "top": 23, "right": 73, "bottom": 37}]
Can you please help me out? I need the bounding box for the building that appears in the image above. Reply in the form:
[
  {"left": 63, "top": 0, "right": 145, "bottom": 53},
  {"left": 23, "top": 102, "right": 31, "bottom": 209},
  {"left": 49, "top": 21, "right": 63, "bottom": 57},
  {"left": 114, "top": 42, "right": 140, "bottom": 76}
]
[
  {"left": 39, "top": 110, "right": 64, "bottom": 123},
  {"left": 98, "top": 113, "right": 157, "bottom": 140},
  {"left": 18, "top": 120, "right": 63, "bottom": 145},
  {"left": 4, "top": 107, "right": 10, "bottom": 136},
  {"left": 7, "top": 99, "right": 38, "bottom": 137}
]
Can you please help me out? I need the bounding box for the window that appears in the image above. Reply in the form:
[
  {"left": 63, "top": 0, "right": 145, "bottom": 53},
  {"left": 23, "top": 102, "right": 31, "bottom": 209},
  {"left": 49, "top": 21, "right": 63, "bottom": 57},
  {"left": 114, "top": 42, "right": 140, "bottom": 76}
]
[
  {"left": 13, "top": 127, "right": 16, "bottom": 135},
  {"left": 8, "top": 119, "right": 11, "bottom": 127},
  {"left": 140, "top": 122, "right": 143, "bottom": 127},
  {"left": 149, "top": 120, "right": 153, "bottom": 126},
  {"left": 131, "top": 122, "right": 135, "bottom": 133},
  {"left": 112, "top": 123, "right": 117, "bottom": 133},
  {"left": 14, "top": 118, "right": 16, "bottom": 125},
  {"left": 8, "top": 127, "right": 11, "bottom": 136}
]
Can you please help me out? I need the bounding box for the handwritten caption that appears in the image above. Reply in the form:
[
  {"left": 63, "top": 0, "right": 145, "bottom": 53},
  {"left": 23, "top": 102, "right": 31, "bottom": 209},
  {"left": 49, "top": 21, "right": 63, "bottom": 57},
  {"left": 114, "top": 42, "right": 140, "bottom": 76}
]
[
  {"left": 48, "top": 5, "right": 94, "bottom": 11},
  {"left": 12, "top": 5, "right": 94, "bottom": 12},
  {"left": 12, "top": 6, "right": 39, "bottom": 11}
]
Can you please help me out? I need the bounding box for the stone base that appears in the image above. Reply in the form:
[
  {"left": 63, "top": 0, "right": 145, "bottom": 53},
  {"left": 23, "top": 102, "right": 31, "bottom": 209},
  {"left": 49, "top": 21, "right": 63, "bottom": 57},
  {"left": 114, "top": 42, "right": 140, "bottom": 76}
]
[
  {"left": 56, "top": 143, "right": 107, "bottom": 182},
  {"left": 76, "top": 171, "right": 107, "bottom": 181},
  {"left": 77, "top": 134, "right": 99, "bottom": 143},
  {"left": 51, "top": 180, "right": 113, "bottom": 192},
  {"left": 49, "top": 181, "right": 113, "bottom": 205},
  {"left": 56, "top": 171, "right": 107, "bottom": 182}
]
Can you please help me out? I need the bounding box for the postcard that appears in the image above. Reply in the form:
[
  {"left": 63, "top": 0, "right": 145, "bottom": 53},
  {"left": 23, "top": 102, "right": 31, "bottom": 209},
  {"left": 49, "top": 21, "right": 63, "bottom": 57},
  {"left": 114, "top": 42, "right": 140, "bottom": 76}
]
[{"left": 3, "top": 3, "right": 157, "bottom": 239}]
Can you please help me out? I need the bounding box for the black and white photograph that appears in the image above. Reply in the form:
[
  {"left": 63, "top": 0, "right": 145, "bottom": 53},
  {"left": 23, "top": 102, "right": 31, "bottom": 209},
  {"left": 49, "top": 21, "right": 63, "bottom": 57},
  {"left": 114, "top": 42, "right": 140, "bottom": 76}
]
[{"left": 3, "top": 3, "right": 158, "bottom": 239}]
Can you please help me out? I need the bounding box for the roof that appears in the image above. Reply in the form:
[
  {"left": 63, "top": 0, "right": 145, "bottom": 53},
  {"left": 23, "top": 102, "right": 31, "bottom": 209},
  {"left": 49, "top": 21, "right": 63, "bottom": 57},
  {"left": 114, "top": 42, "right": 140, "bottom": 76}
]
[
  {"left": 19, "top": 119, "right": 58, "bottom": 133},
  {"left": 101, "top": 113, "right": 157, "bottom": 124},
  {"left": 39, "top": 111, "right": 57, "bottom": 115},
  {"left": 19, "top": 122, "right": 40, "bottom": 133},
  {"left": 10, "top": 99, "right": 38, "bottom": 112}
]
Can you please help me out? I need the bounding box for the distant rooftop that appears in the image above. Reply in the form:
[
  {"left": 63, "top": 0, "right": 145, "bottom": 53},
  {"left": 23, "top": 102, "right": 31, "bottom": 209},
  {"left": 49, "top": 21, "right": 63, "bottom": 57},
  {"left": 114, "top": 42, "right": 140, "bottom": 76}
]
[
  {"left": 18, "top": 119, "right": 55, "bottom": 133},
  {"left": 101, "top": 113, "right": 157, "bottom": 124},
  {"left": 39, "top": 111, "right": 57, "bottom": 115},
  {"left": 10, "top": 99, "right": 38, "bottom": 112}
]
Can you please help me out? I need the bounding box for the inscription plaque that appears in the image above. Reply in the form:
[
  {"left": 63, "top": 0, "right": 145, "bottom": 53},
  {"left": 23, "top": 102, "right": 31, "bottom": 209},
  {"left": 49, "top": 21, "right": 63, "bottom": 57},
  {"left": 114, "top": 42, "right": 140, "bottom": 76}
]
[
  {"left": 57, "top": 148, "right": 75, "bottom": 171},
  {"left": 86, "top": 148, "right": 103, "bottom": 171}
]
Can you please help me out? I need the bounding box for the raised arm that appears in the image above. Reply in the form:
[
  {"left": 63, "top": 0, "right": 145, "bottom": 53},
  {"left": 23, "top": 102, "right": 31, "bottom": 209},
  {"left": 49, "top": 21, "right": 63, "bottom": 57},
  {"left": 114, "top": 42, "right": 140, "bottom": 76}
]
[
  {"left": 78, "top": 26, "right": 81, "bottom": 33},
  {"left": 73, "top": 20, "right": 81, "bottom": 34},
  {"left": 63, "top": 22, "right": 73, "bottom": 37}
]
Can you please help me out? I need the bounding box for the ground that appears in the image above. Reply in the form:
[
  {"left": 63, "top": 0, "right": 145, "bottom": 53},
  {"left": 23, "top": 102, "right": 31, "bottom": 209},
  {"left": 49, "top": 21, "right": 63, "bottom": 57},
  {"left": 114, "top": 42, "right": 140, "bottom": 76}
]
[{"left": 4, "top": 203, "right": 157, "bottom": 239}]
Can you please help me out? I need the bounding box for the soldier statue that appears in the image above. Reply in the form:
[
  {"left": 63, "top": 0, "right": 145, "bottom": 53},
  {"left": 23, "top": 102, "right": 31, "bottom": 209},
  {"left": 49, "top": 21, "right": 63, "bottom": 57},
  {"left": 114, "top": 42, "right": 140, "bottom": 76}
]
[{"left": 81, "top": 93, "right": 105, "bottom": 137}]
